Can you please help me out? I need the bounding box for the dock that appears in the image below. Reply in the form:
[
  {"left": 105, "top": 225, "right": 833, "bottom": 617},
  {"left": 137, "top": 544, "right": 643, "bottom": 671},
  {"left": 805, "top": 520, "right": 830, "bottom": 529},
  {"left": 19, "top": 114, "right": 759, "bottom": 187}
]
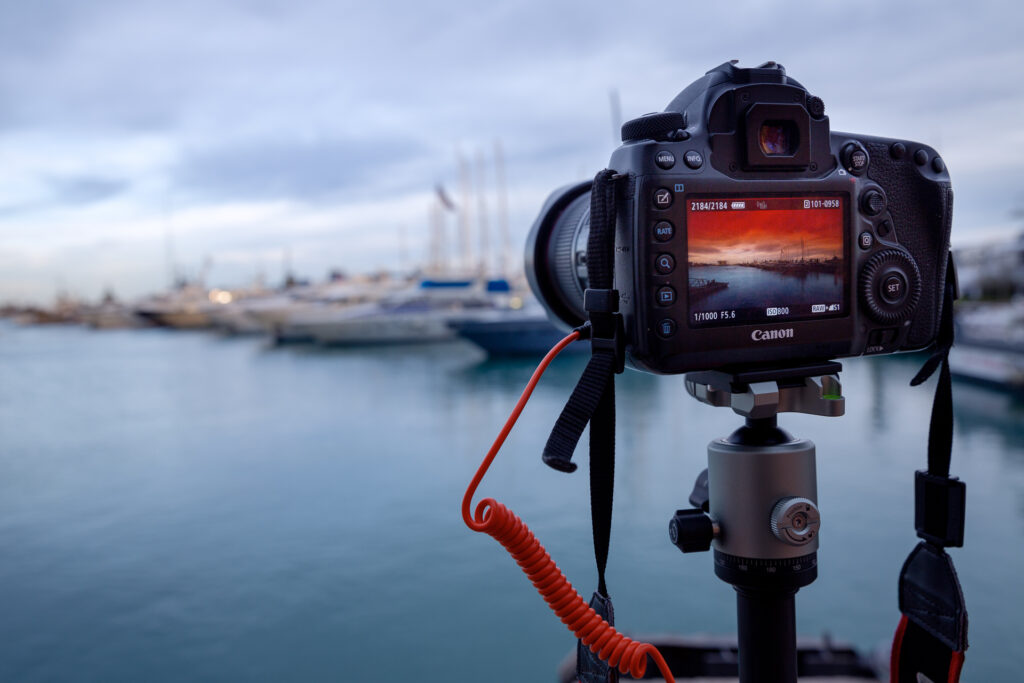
[{"left": 690, "top": 278, "right": 728, "bottom": 301}]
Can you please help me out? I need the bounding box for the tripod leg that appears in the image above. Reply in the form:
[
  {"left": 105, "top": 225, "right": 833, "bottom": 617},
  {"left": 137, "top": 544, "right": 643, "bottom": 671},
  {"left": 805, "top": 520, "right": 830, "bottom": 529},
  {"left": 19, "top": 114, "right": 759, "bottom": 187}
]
[{"left": 735, "top": 587, "right": 797, "bottom": 683}]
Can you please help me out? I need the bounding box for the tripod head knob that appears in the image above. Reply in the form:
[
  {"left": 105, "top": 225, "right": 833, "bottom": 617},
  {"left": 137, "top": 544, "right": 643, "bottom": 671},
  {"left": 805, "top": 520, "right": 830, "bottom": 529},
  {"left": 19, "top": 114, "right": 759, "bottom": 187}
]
[
  {"left": 669, "top": 509, "right": 718, "bottom": 554},
  {"left": 770, "top": 497, "right": 820, "bottom": 546}
]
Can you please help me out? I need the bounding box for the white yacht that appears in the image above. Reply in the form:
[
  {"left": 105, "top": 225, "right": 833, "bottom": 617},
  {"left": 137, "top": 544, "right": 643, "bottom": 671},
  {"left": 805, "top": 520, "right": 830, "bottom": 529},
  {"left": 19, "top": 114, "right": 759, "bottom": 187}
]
[
  {"left": 307, "top": 278, "right": 515, "bottom": 347},
  {"left": 950, "top": 299, "right": 1024, "bottom": 391},
  {"left": 247, "top": 279, "right": 405, "bottom": 343}
]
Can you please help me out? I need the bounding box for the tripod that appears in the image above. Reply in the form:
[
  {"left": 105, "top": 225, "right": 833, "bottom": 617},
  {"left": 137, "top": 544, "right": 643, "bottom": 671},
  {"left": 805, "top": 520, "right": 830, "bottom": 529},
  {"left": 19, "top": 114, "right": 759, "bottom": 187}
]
[{"left": 669, "top": 362, "right": 845, "bottom": 683}]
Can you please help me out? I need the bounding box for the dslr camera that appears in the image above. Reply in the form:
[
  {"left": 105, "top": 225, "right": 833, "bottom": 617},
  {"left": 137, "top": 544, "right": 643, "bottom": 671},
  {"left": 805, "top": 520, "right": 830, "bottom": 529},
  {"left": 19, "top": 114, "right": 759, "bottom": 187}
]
[{"left": 526, "top": 61, "right": 954, "bottom": 374}]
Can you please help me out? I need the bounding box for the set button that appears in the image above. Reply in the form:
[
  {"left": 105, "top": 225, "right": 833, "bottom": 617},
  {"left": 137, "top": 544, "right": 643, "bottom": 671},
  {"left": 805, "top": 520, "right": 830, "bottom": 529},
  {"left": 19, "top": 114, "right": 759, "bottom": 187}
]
[
  {"left": 656, "top": 286, "right": 676, "bottom": 306},
  {"left": 881, "top": 273, "right": 908, "bottom": 305}
]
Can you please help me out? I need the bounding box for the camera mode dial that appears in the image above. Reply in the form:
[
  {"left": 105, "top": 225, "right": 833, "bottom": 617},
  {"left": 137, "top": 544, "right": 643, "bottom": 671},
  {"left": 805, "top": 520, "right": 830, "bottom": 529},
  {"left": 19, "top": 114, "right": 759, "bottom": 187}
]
[
  {"left": 621, "top": 111, "right": 686, "bottom": 143},
  {"left": 860, "top": 249, "right": 922, "bottom": 324}
]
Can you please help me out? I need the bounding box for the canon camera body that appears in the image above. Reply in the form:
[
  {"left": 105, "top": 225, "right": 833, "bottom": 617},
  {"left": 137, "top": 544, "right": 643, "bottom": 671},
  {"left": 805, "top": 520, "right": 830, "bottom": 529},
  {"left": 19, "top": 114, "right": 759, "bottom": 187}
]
[{"left": 526, "top": 61, "right": 954, "bottom": 374}]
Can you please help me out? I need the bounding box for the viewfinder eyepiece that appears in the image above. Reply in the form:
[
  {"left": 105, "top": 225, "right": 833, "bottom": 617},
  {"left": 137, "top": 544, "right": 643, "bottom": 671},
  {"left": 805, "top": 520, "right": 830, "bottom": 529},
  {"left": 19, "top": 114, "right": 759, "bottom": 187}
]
[
  {"left": 759, "top": 120, "right": 798, "bottom": 156},
  {"left": 744, "top": 103, "right": 810, "bottom": 169}
]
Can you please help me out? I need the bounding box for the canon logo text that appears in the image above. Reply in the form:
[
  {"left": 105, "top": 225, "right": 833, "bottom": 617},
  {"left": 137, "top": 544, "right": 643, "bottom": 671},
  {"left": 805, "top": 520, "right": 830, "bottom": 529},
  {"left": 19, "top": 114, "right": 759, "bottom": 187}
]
[{"left": 751, "top": 328, "right": 795, "bottom": 341}]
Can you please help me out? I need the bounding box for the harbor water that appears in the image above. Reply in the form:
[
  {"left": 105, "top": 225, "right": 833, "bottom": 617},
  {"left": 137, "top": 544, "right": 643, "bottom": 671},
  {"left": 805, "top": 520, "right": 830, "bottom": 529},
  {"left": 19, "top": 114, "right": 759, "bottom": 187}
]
[
  {"left": 690, "top": 265, "right": 843, "bottom": 311},
  {"left": 1, "top": 322, "right": 1022, "bottom": 681}
]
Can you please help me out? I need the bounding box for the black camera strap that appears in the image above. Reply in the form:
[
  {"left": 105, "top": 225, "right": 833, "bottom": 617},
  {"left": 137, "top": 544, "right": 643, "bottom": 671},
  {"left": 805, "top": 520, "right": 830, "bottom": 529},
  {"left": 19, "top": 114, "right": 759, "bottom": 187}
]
[
  {"left": 892, "top": 252, "right": 968, "bottom": 683},
  {"left": 542, "top": 169, "right": 625, "bottom": 683}
]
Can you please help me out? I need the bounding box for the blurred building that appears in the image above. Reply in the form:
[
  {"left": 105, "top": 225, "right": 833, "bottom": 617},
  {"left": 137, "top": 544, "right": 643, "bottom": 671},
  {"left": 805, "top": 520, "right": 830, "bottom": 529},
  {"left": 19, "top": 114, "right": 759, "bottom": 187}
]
[{"left": 955, "top": 232, "right": 1024, "bottom": 301}]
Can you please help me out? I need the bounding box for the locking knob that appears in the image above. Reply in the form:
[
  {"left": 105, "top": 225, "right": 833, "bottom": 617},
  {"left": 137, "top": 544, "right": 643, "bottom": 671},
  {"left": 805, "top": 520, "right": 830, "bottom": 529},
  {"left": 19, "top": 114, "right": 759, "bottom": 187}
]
[
  {"left": 770, "top": 497, "right": 820, "bottom": 546},
  {"left": 669, "top": 509, "right": 717, "bottom": 553}
]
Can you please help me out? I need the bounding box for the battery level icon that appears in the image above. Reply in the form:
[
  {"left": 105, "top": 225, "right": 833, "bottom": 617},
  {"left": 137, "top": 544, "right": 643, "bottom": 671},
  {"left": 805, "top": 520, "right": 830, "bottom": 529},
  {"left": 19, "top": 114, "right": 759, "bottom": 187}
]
[{"left": 730, "top": 201, "right": 746, "bottom": 210}]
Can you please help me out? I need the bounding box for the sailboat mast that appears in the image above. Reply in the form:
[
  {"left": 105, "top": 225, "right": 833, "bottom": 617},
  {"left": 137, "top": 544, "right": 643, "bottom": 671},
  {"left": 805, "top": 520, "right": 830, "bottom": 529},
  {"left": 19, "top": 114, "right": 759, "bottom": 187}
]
[
  {"left": 456, "top": 150, "right": 473, "bottom": 274},
  {"left": 475, "top": 149, "right": 491, "bottom": 278},
  {"left": 609, "top": 88, "right": 623, "bottom": 145},
  {"left": 429, "top": 200, "right": 444, "bottom": 275},
  {"left": 493, "top": 140, "right": 511, "bottom": 279}
]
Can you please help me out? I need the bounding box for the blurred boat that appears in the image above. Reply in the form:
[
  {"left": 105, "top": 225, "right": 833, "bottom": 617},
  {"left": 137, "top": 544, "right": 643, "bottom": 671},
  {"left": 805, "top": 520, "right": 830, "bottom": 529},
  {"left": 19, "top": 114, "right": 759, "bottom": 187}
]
[
  {"left": 950, "top": 299, "right": 1024, "bottom": 391},
  {"left": 134, "top": 283, "right": 215, "bottom": 329},
  {"left": 308, "top": 278, "right": 515, "bottom": 347},
  {"left": 449, "top": 308, "right": 586, "bottom": 356},
  {"left": 80, "top": 293, "right": 149, "bottom": 329},
  {"left": 248, "top": 279, "right": 405, "bottom": 344}
]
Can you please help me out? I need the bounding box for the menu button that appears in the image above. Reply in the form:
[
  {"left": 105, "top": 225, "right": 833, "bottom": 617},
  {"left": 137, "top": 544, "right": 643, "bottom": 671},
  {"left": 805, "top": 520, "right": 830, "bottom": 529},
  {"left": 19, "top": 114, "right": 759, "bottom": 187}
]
[{"left": 655, "top": 150, "right": 676, "bottom": 169}]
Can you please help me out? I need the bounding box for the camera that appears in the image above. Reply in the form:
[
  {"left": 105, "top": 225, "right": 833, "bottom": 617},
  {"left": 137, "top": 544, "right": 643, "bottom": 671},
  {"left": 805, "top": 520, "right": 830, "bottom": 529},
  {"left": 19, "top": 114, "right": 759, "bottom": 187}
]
[{"left": 526, "top": 61, "right": 954, "bottom": 374}]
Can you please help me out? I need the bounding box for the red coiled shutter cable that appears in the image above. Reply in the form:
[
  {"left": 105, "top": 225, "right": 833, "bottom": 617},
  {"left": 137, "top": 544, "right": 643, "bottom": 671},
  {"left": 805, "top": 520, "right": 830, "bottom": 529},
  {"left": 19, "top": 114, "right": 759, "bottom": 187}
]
[{"left": 461, "top": 330, "right": 676, "bottom": 683}]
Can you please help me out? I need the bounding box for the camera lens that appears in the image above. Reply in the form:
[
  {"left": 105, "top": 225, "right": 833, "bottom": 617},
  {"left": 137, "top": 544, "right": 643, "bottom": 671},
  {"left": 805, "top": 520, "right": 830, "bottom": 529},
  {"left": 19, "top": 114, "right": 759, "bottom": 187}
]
[
  {"left": 525, "top": 182, "right": 592, "bottom": 328},
  {"left": 759, "top": 120, "right": 798, "bottom": 156}
]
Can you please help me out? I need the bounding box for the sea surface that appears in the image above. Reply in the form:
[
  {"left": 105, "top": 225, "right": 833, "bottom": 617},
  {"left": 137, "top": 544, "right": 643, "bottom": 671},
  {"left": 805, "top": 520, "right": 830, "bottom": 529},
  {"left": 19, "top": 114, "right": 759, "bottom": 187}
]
[
  {"left": 1, "top": 321, "right": 1022, "bottom": 682},
  {"left": 690, "top": 265, "right": 843, "bottom": 312}
]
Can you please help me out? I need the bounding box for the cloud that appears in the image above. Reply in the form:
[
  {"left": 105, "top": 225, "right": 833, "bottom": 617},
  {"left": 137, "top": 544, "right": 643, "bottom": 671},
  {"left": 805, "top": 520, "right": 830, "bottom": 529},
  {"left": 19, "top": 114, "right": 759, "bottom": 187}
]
[
  {"left": 47, "top": 175, "right": 129, "bottom": 205},
  {"left": 0, "top": 175, "right": 128, "bottom": 217},
  {"left": 0, "top": 0, "right": 1022, "bottom": 303},
  {"left": 172, "top": 137, "right": 427, "bottom": 202}
]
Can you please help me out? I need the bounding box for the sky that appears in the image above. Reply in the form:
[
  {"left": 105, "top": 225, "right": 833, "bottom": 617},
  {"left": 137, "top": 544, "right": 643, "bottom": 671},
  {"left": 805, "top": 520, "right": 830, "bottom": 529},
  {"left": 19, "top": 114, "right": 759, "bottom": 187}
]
[
  {"left": 1, "top": 0, "right": 1022, "bottom": 304},
  {"left": 688, "top": 200, "right": 843, "bottom": 264}
]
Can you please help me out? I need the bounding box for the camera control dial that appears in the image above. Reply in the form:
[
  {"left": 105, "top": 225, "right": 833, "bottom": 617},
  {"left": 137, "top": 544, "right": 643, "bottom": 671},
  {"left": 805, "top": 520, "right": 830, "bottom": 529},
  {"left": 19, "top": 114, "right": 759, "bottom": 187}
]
[
  {"left": 770, "top": 497, "right": 820, "bottom": 546},
  {"left": 860, "top": 249, "right": 922, "bottom": 324}
]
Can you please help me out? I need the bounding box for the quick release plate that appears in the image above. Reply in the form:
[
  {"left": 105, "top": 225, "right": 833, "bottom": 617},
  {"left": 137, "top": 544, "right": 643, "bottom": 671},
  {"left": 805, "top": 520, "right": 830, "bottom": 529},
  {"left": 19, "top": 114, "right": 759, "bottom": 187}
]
[{"left": 685, "top": 362, "right": 845, "bottom": 419}]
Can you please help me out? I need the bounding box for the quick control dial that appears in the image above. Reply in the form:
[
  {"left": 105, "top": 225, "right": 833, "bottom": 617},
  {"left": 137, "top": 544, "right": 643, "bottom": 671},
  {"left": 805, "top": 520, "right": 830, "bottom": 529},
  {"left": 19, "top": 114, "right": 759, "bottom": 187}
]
[
  {"left": 860, "top": 249, "right": 922, "bottom": 324},
  {"left": 770, "top": 497, "right": 820, "bottom": 546}
]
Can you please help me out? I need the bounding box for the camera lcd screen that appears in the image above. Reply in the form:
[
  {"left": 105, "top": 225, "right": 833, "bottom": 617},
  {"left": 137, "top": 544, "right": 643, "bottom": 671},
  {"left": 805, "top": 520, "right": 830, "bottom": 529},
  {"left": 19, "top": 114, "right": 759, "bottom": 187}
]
[{"left": 685, "top": 195, "right": 846, "bottom": 328}]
